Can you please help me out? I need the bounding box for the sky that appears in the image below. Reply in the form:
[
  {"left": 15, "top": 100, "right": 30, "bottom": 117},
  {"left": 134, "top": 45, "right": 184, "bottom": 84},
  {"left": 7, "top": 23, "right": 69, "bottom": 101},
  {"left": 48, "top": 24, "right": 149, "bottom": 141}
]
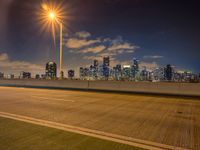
[{"left": 0, "top": 0, "right": 200, "bottom": 76}]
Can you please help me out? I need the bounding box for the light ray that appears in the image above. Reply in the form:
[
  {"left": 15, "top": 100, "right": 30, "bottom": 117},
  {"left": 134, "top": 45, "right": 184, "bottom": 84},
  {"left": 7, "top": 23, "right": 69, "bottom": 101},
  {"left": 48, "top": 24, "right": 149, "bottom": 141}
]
[{"left": 37, "top": 1, "right": 68, "bottom": 47}]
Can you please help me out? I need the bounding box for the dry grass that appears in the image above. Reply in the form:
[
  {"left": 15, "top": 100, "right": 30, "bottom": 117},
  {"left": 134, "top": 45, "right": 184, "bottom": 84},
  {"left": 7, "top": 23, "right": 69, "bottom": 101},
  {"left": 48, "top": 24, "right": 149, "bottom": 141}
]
[{"left": 0, "top": 117, "right": 142, "bottom": 150}]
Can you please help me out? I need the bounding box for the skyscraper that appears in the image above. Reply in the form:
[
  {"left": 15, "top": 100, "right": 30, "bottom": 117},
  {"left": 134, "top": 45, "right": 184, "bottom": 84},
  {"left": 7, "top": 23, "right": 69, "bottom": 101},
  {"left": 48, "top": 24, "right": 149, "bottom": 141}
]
[
  {"left": 0, "top": 72, "right": 4, "bottom": 79},
  {"left": 131, "top": 58, "right": 139, "bottom": 79},
  {"left": 68, "top": 70, "right": 75, "bottom": 79},
  {"left": 132, "top": 58, "right": 139, "bottom": 72},
  {"left": 35, "top": 74, "right": 40, "bottom": 79},
  {"left": 7, "top": 74, "right": 14, "bottom": 79},
  {"left": 102, "top": 57, "right": 110, "bottom": 79},
  {"left": 46, "top": 62, "right": 57, "bottom": 79},
  {"left": 123, "top": 65, "right": 131, "bottom": 80},
  {"left": 20, "top": 72, "right": 31, "bottom": 79},
  {"left": 113, "top": 64, "right": 122, "bottom": 80},
  {"left": 164, "top": 64, "right": 173, "bottom": 81},
  {"left": 79, "top": 67, "right": 89, "bottom": 80},
  {"left": 153, "top": 67, "right": 165, "bottom": 81}
]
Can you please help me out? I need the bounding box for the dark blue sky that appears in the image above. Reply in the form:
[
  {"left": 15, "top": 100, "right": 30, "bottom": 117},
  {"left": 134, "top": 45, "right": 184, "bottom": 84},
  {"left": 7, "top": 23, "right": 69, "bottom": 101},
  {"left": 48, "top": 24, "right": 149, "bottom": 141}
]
[{"left": 0, "top": 0, "right": 199, "bottom": 75}]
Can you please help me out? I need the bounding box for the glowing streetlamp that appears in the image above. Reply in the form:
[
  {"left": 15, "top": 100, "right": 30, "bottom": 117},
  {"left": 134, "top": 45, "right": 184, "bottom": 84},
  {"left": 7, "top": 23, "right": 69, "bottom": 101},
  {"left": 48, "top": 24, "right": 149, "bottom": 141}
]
[{"left": 41, "top": 3, "right": 64, "bottom": 79}]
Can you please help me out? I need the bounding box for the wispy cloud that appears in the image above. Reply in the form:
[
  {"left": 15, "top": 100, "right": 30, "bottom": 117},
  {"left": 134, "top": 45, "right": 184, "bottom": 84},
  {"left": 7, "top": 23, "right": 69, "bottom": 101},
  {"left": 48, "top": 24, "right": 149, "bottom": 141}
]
[
  {"left": 65, "top": 31, "right": 139, "bottom": 62},
  {"left": 0, "top": 53, "right": 9, "bottom": 61},
  {"left": 65, "top": 38, "right": 100, "bottom": 49},
  {"left": 139, "top": 61, "right": 159, "bottom": 70},
  {"left": 75, "top": 31, "right": 91, "bottom": 38},
  {"left": 0, "top": 53, "right": 43, "bottom": 75},
  {"left": 81, "top": 45, "right": 106, "bottom": 54},
  {"left": 143, "top": 55, "right": 163, "bottom": 59}
]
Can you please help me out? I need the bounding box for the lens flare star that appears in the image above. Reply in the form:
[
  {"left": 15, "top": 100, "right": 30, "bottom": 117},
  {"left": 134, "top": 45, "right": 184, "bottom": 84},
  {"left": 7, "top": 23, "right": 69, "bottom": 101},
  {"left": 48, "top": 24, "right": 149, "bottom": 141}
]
[{"left": 38, "top": 2, "right": 66, "bottom": 45}]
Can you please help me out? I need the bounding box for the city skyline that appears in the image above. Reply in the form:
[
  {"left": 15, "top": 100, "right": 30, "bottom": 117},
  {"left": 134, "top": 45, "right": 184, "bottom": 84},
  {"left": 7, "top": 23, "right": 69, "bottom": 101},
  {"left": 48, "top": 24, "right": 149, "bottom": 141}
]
[
  {"left": 1, "top": 56, "right": 199, "bottom": 83},
  {"left": 0, "top": 1, "right": 200, "bottom": 150},
  {"left": 0, "top": 0, "right": 200, "bottom": 76}
]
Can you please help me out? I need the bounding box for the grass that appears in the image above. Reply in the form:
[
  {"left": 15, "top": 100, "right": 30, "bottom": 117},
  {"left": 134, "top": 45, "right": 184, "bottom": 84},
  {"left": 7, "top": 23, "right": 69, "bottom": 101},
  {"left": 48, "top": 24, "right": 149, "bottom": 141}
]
[{"left": 0, "top": 117, "right": 144, "bottom": 150}]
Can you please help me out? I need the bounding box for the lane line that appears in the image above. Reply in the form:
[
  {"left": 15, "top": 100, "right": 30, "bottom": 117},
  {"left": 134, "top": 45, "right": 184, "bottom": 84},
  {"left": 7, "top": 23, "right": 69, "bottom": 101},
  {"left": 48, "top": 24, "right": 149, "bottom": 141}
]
[
  {"left": 0, "top": 111, "right": 187, "bottom": 150},
  {"left": 30, "top": 96, "right": 75, "bottom": 102}
]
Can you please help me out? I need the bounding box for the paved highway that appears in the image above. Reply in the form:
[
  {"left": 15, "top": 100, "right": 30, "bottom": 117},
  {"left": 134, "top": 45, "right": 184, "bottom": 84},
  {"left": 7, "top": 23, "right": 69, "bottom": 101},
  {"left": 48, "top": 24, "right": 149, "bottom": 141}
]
[{"left": 0, "top": 86, "right": 199, "bottom": 150}]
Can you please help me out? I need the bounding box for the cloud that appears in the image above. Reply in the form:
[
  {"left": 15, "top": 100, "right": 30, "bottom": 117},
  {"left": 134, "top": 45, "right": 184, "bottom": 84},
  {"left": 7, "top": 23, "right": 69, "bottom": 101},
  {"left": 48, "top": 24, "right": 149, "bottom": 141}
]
[
  {"left": 81, "top": 45, "right": 106, "bottom": 54},
  {"left": 66, "top": 38, "right": 100, "bottom": 49},
  {"left": 83, "top": 56, "right": 103, "bottom": 61},
  {"left": 0, "top": 53, "right": 43, "bottom": 75},
  {"left": 75, "top": 31, "right": 91, "bottom": 38},
  {"left": 66, "top": 31, "right": 138, "bottom": 58},
  {"left": 143, "top": 55, "right": 163, "bottom": 59},
  {"left": 139, "top": 61, "right": 159, "bottom": 70},
  {"left": 0, "top": 53, "right": 9, "bottom": 61},
  {"left": 108, "top": 43, "right": 137, "bottom": 55}
]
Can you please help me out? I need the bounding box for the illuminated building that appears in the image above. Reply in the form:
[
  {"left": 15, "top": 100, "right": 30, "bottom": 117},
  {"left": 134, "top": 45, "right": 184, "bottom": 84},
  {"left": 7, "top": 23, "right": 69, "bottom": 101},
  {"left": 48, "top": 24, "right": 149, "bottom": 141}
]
[
  {"left": 45, "top": 62, "right": 57, "bottom": 79},
  {"left": 68, "top": 70, "right": 75, "bottom": 79},
  {"left": 113, "top": 64, "right": 122, "bottom": 80},
  {"left": 123, "top": 65, "right": 131, "bottom": 80},
  {"left": 0, "top": 72, "right": 4, "bottom": 79},
  {"left": 164, "top": 64, "right": 173, "bottom": 81},
  {"left": 7, "top": 74, "right": 14, "bottom": 79}
]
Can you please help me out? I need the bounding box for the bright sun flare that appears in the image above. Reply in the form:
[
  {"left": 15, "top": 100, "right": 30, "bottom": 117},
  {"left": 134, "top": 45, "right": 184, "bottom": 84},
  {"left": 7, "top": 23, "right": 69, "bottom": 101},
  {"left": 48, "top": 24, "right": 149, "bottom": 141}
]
[
  {"left": 38, "top": 1, "right": 72, "bottom": 46},
  {"left": 49, "top": 11, "right": 56, "bottom": 20}
]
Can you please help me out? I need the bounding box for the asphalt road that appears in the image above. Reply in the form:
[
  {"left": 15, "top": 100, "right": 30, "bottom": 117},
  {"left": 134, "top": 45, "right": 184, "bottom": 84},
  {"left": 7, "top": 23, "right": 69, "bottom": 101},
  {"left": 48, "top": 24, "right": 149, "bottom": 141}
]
[{"left": 0, "top": 86, "right": 199, "bottom": 150}]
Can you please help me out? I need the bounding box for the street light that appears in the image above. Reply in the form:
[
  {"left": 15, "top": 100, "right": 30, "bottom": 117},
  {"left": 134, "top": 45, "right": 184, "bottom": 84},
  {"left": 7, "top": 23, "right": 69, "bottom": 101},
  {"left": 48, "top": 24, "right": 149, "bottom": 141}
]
[{"left": 41, "top": 3, "right": 64, "bottom": 79}]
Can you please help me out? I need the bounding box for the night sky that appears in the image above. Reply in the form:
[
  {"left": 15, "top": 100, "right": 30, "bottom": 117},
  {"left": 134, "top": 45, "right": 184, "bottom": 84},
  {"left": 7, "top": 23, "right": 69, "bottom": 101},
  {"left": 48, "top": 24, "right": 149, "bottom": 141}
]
[{"left": 0, "top": 0, "right": 200, "bottom": 76}]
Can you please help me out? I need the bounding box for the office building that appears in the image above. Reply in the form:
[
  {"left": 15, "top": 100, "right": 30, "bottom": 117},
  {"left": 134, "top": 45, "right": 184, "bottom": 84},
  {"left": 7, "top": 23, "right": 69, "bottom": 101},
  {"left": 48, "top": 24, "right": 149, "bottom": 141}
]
[
  {"left": 113, "top": 64, "right": 122, "bottom": 80},
  {"left": 123, "top": 65, "right": 131, "bottom": 79},
  {"left": 46, "top": 62, "right": 57, "bottom": 79},
  {"left": 153, "top": 67, "right": 165, "bottom": 81},
  {"left": 131, "top": 58, "right": 139, "bottom": 79},
  {"left": 68, "top": 70, "right": 75, "bottom": 79},
  {"left": 164, "top": 64, "right": 173, "bottom": 81},
  {"left": 35, "top": 74, "right": 40, "bottom": 79},
  {"left": 7, "top": 74, "right": 14, "bottom": 79},
  {"left": 20, "top": 72, "right": 31, "bottom": 79},
  {"left": 0, "top": 72, "right": 4, "bottom": 79}
]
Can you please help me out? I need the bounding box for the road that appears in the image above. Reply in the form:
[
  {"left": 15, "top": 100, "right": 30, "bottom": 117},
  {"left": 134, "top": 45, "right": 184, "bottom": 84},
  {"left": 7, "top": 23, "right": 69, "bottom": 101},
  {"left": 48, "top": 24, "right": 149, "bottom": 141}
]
[{"left": 0, "top": 86, "right": 199, "bottom": 150}]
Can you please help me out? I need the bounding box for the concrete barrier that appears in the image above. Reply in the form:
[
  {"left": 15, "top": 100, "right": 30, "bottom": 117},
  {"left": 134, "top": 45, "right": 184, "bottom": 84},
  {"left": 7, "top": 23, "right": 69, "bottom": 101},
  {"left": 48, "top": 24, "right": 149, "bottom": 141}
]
[
  {"left": 0, "top": 79, "right": 200, "bottom": 97},
  {"left": 0, "top": 79, "right": 89, "bottom": 90}
]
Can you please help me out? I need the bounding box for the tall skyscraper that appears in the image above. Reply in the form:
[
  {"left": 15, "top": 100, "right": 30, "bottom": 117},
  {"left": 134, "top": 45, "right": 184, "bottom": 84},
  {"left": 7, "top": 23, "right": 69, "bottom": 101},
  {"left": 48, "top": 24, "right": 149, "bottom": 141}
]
[
  {"left": 46, "top": 62, "right": 57, "bottom": 79},
  {"left": 132, "top": 58, "right": 139, "bottom": 72},
  {"left": 141, "top": 67, "right": 149, "bottom": 81},
  {"left": 79, "top": 67, "right": 84, "bottom": 79},
  {"left": 164, "top": 64, "right": 173, "bottom": 81},
  {"left": 103, "top": 56, "right": 110, "bottom": 67},
  {"left": 113, "top": 64, "right": 122, "bottom": 80},
  {"left": 102, "top": 57, "right": 110, "bottom": 79},
  {"left": 131, "top": 58, "right": 139, "bottom": 79}
]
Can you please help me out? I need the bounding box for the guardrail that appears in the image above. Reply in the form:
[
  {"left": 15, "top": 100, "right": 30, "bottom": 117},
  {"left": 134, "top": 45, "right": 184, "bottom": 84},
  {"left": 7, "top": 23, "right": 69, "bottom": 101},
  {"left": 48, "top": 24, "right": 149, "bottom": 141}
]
[{"left": 0, "top": 79, "right": 200, "bottom": 97}]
